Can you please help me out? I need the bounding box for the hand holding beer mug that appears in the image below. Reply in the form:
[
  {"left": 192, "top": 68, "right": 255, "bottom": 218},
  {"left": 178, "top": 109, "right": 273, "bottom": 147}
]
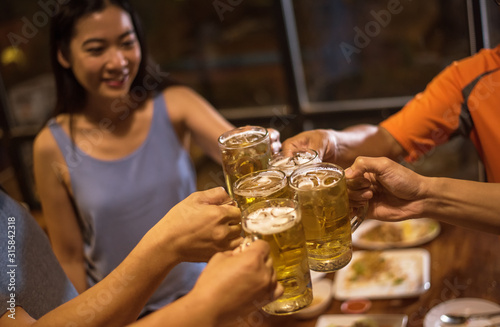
[
  {"left": 233, "top": 169, "right": 290, "bottom": 211},
  {"left": 289, "top": 163, "right": 366, "bottom": 272},
  {"left": 241, "top": 198, "right": 313, "bottom": 315},
  {"left": 269, "top": 149, "right": 321, "bottom": 177},
  {"left": 218, "top": 126, "right": 272, "bottom": 197}
]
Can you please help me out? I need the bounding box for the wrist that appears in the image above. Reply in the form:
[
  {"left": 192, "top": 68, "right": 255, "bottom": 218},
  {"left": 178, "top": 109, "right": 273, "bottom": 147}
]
[
  {"left": 417, "top": 176, "right": 442, "bottom": 219},
  {"left": 323, "top": 129, "right": 340, "bottom": 163},
  {"left": 136, "top": 291, "right": 220, "bottom": 327},
  {"left": 140, "top": 226, "right": 183, "bottom": 267},
  {"left": 181, "top": 289, "right": 221, "bottom": 326}
]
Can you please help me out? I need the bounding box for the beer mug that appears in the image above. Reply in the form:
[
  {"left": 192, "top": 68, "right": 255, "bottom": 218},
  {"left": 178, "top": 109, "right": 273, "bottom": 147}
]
[
  {"left": 233, "top": 169, "right": 290, "bottom": 211},
  {"left": 289, "top": 163, "right": 366, "bottom": 272},
  {"left": 269, "top": 149, "right": 321, "bottom": 177},
  {"left": 241, "top": 198, "right": 313, "bottom": 315},
  {"left": 218, "top": 126, "right": 272, "bottom": 197}
]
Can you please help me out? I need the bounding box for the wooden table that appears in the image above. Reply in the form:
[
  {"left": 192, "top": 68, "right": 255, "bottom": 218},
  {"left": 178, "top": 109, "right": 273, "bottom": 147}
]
[{"left": 238, "top": 222, "right": 500, "bottom": 327}]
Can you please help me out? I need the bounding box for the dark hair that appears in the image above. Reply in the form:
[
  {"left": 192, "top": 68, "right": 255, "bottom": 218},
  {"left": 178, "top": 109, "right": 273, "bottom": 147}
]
[{"left": 49, "top": 0, "right": 177, "bottom": 116}]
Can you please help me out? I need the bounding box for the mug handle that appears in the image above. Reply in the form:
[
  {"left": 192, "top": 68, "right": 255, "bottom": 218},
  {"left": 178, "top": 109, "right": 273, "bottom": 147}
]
[
  {"left": 350, "top": 201, "right": 368, "bottom": 232},
  {"left": 237, "top": 235, "right": 260, "bottom": 252}
]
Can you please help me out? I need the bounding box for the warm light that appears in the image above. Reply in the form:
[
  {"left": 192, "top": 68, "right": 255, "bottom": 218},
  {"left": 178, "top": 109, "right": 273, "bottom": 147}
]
[{"left": 1, "top": 46, "right": 27, "bottom": 67}]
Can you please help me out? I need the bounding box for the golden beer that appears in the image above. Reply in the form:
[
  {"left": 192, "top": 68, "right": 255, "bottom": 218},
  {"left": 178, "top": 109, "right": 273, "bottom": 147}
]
[
  {"left": 242, "top": 199, "right": 312, "bottom": 315},
  {"left": 289, "top": 163, "right": 355, "bottom": 272},
  {"left": 233, "top": 169, "right": 290, "bottom": 211},
  {"left": 218, "top": 126, "right": 272, "bottom": 197},
  {"left": 269, "top": 149, "right": 321, "bottom": 176}
]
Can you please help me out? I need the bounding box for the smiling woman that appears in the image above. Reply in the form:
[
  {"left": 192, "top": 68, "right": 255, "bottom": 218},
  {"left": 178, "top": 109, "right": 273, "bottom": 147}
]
[
  {"left": 50, "top": 1, "right": 150, "bottom": 119},
  {"left": 56, "top": 6, "right": 141, "bottom": 100},
  {"left": 30, "top": 0, "right": 246, "bottom": 317}
]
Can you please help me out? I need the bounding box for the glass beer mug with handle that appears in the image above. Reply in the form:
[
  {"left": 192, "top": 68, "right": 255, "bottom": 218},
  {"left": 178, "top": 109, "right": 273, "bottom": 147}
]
[
  {"left": 289, "top": 162, "right": 367, "bottom": 273},
  {"left": 218, "top": 126, "right": 272, "bottom": 198},
  {"left": 241, "top": 198, "right": 313, "bottom": 315}
]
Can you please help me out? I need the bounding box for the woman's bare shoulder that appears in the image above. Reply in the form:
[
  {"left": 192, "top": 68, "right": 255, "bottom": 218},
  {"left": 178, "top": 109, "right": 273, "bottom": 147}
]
[
  {"left": 160, "top": 86, "right": 203, "bottom": 122},
  {"left": 33, "top": 115, "right": 68, "bottom": 156},
  {"left": 162, "top": 85, "right": 204, "bottom": 104}
]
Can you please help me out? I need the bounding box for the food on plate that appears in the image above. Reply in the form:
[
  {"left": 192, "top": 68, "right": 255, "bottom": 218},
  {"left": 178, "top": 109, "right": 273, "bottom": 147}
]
[
  {"left": 347, "top": 251, "right": 407, "bottom": 286},
  {"left": 353, "top": 319, "right": 380, "bottom": 327},
  {"left": 326, "top": 318, "right": 384, "bottom": 327},
  {"left": 358, "top": 220, "right": 438, "bottom": 244},
  {"left": 340, "top": 298, "right": 372, "bottom": 313},
  {"left": 333, "top": 249, "right": 429, "bottom": 300}
]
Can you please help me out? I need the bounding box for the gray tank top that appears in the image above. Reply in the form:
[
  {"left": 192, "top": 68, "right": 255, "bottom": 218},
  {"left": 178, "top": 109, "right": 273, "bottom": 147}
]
[
  {"left": 48, "top": 94, "right": 205, "bottom": 313},
  {"left": 0, "top": 189, "right": 78, "bottom": 319}
]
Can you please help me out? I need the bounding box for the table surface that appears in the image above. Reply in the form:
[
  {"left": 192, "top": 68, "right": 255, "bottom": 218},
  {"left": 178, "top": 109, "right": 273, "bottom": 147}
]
[{"left": 237, "top": 222, "right": 500, "bottom": 327}]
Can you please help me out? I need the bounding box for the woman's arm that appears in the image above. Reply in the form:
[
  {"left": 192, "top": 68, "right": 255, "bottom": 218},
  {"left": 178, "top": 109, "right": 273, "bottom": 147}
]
[
  {"left": 33, "top": 128, "right": 88, "bottom": 293},
  {"left": 164, "top": 86, "right": 234, "bottom": 164},
  {"left": 165, "top": 86, "right": 282, "bottom": 165}
]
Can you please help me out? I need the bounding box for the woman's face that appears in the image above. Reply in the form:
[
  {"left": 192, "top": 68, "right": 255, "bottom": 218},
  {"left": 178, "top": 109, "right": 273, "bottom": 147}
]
[{"left": 59, "top": 5, "right": 141, "bottom": 102}]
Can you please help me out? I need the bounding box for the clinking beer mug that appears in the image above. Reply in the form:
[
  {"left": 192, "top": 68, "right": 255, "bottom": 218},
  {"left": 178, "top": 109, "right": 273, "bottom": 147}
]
[
  {"left": 289, "top": 162, "right": 367, "bottom": 272},
  {"left": 232, "top": 169, "right": 290, "bottom": 211},
  {"left": 218, "top": 126, "right": 272, "bottom": 198},
  {"left": 268, "top": 148, "right": 321, "bottom": 177},
  {"left": 241, "top": 198, "right": 313, "bottom": 315}
]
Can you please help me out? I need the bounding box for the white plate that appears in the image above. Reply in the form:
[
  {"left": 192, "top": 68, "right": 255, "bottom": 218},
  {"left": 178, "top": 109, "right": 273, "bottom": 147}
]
[
  {"left": 316, "top": 314, "right": 408, "bottom": 327},
  {"left": 311, "top": 270, "right": 327, "bottom": 282},
  {"left": 353, "top": 219, "right": 441, "bottom": 250},
  {"left": 294, "top": 278, "right": 333, "bottom": 320},
  {"left": 332, "top": 248, "right": 431, "bottom": 300},
  {"left": 424, "top": 298, "right": 500, "bottom": 327}
]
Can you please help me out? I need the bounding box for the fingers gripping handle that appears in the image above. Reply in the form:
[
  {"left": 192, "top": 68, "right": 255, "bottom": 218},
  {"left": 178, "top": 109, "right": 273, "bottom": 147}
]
[{"left": 350, "top": 201, "right": 367, "bottom": 232}]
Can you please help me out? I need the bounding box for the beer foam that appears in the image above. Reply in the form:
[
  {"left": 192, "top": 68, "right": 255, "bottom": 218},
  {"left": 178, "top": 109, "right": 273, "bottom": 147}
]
[
  {"left": 225, "top": 131, "right": 265, "bottom": 147},
  {"left": 235, "top": 172, "right": 285, "bottom": 196},
  {"left": 246, "top": 133, "right": 263, "bottom": 143},
  {"left": 256, "top": 176, "right": 273, "bottom": 186},
  {"left": 293, "top": 151, "right": 315, "bottom": 165},
  {"left": 270, "top": 156, "right": 294, "bottom": 168},
  {"left": 246, "top": 207, "right": 296, "bottom": 234},
  {"left": 294, "top": 156, "right": 311, "bottom": 165},
  {"left": 296, "top": 176, "right": 320, "bottom": 189},
  {"left": 322, "top": 176, "right": 338, "bottom": 187},
  {"left": 270, "top": 151, "right": 315, "bottom": 168},
  {"left": 293, "top": 169, "right": 341, "bottom": 190},
  {"left": 238, "top": 176, "right": 272, "bottom": 191}
]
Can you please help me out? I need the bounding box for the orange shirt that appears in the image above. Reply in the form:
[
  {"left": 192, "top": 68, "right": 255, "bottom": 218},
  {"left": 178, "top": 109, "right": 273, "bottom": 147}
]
[{"left": 380, "top": 45, "right": 500, "bottom": 182}]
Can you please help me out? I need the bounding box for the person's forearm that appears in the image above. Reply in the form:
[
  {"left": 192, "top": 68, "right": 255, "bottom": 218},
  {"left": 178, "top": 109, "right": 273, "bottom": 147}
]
[
  {"left": 35, "top": 231, "right": 180, "bottom": 327},
  {"left": 422, "top": 177, "right": 500, "bottom": 234},
  {"left": 128, "top": 292, "right": 219, "bottom": 327},
  {"left": 332, "top": 125, "right": 405, "bottom": 168},
  {"left": 60, "top": 261, "right": 87, "bottom": 294}
]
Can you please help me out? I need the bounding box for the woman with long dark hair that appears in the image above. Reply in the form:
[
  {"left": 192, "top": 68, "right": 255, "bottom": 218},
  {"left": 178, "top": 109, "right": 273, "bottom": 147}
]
[{"left": 33, "top": 0, "right": 278, "bottom": 316}]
